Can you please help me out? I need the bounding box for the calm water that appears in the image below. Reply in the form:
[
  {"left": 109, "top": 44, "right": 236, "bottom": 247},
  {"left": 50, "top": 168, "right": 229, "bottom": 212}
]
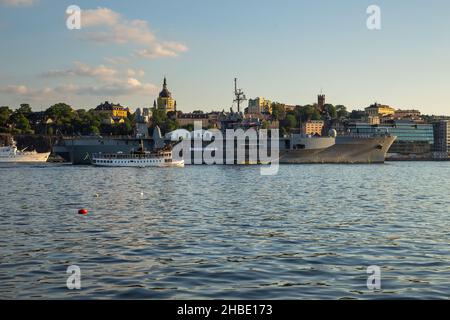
[{"left": 0, "top": 162, "right": 449, "bottom": 299}]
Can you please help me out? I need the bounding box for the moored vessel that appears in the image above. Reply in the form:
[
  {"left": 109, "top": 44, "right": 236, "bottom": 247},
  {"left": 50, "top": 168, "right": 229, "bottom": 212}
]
[
  {"left": 91, "top": 142, "right": 184, "bottom": 168},
  {"left": 0, "top": 139, "right": 50, "bottom": 163}
]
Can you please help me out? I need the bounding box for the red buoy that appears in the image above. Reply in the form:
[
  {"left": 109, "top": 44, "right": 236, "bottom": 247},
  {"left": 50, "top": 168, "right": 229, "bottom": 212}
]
[{"left": 78, "top": 209, "right": 88, "bottom": 215}]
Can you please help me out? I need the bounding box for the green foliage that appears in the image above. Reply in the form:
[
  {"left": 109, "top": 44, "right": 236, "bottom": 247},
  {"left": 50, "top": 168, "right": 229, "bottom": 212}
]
[
  {"left": 0, "top": 106, "right": 12, "bottom": 127},
  {"left": 151, "top": 107, "right": 179, "bottom": 134},
  {"left": 0, "top": 102, "right": 137, "bottom": 136},
  {"left": 166, "top": 119, "right": 179, "bottom": 132},
  {"left": 151, "top": 107, "right": 168, "bottom": 127},
  {"left": 45, "top": 103, "right": 74, "bottom": 121},
  {"left": 10, "top": 111, "right": 32, "bottom": 133},
  {"left": 271, "top": 103, "right": 286, "bottom": 121},
  {"left": 297, "top": 105, "right": 322, "bottom": 122},
  {"left": 18, "top": 104, "right": 32, "bottom": 115},
  {"left": 324, "top": 104, "right": 337, "bottom": 119},
  {"left": 349, "top": 110, "right": 366, "bottom": 119},
  {"left": 285, "top": 114, "right": 297, "bottom": 128},
  {"left": 335, "top": 105, "right": 348, "bottom": 119}
]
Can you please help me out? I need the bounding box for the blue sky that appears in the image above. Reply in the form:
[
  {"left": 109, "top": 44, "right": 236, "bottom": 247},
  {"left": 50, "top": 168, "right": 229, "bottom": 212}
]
[{"left": 1, "top": 0, "right": 450, "bottom": 114}]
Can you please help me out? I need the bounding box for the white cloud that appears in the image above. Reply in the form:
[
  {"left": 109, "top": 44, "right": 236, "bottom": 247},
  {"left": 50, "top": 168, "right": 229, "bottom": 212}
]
[
  {"left": 126, "top": 68, "right": 145, "bottom": 78},
  {"left": 135, "top": 42, "right": 188, "bottom": 59},
  {"left": 0, "top": 77, "right": 158, "bottom": 101},
  {"left": 104, "top": 57, "right": 130, "bottom": 65},
  {"left": 0, "top": 85, "right": 30, "bottom": 94},
  {"left": 0, "top": 0, "right": 36, "bottom": 7},
  {"left": 42, "top": 62, "right": 117, "bottom": 79},
  {"left": 81, "top": 7, "right": 120, "bottom": 27},
  {"left": 79, "top": 7, "right": 188, "bottom": 59},
  {"left": 0, "top": 78, "right": 158, "bottom": 101},
  {"left": 54, "top": 79, "right": 158, "bottom": 97}
]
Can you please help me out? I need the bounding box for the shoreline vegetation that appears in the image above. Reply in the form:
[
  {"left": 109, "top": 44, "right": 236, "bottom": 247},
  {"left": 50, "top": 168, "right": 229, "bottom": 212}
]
[{"left": 0, "top": 101, "right": 353, "bottom": 139}]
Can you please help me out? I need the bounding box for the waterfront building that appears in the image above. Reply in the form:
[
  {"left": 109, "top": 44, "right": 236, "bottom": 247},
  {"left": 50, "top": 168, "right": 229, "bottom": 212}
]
[
  {"left": 247, "top": 97, "right": 272, "bottom": 114},
  {"left": 156, "top": 77, "right": 177, "bottom": 113},
  {"left": 348, "top": 120, "right": 434, "bottom": 155},
  {"left": 368, "top": 116, "right": 380, "bottom": 125},
  {"left": 94, "top": 101, "right": 129, "bottom": 123},
  {"left": 177, "top": 111, "right": 221, "bottom": 129},
  {"left": 393, "top": 109, "right": 422, "bottom": 120},
  {"left": 135, "top": 108, "right": 152, "bottom": 123},
  {"left": 365, "top": 103, "right": 395, "bottom": 117},
  {"left": 177, "top": 111, "right": 209, "bottom": 128},
  {"left": 433, "top": 120, "right": 450, "bottom": 158},
  {"left": 301, "top": 120, "right": 324, "bottom": 136}
]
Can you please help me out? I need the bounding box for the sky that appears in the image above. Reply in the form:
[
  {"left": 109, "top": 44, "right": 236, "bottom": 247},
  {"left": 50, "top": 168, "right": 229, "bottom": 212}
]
[{"left": 1, "top": 0, "right": 450, "bottom": 114}]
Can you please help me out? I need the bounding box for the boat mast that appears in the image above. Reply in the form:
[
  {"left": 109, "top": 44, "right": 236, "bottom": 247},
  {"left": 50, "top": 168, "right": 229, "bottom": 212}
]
[{"left": 233, "top": 78, "right": 247, "bottom": 113}]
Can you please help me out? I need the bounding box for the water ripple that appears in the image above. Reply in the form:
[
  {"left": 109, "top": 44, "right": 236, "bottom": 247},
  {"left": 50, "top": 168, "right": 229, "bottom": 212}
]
[{"left": 0, "top": 162, "right": 449, "bottom": 299}]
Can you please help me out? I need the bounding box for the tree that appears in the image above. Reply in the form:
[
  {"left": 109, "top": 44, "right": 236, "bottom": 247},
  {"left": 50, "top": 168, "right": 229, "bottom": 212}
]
[
  {"left": 10, "top": 111, "right": 32, "bottom": 133},
  {"left": 151, "top": 107, "right": 168, "bottom": 128},
  {"left": 297, "top": 105, "right": 322, "bottom": 122},
  {"left": 0, "top": 106, "right": 12, "bottom": 127},
  {"left": 18, "top": 104, "right": 32, "bottom": 116},
  {"left": 166, "top": 119, "right": 179, "bottom": 132},
  {"left": 285, "top": 114, "right": 297, "bottom": 128},
  {"left": 45, "top": 103, "right": 74, "bottom": 122},
  {"left": 349, "top": 110, "right": 366, "bottom": 120},
  {"left": 324, "top": 104, "right": 337, "bottom": 119},
  {"left": 150, "top": 107, "right": 179, "bottom": 134},
  {"left": 271, "top": 103, "right": 286, "bottom": 121},
  {"left": 45, "top": 103, "right": 75, "bottom": 135},
  {"left": 336, "top": 105, "right": 348, "bottom": 119}
]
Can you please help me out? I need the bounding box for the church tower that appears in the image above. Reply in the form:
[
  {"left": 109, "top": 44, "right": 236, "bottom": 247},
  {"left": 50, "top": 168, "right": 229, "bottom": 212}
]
[
  {"left": 157, "top": 77, "right": 176, "bottom": 113},
  {"left": 317, "top": 94, "right": 325, "bottom": 112}
]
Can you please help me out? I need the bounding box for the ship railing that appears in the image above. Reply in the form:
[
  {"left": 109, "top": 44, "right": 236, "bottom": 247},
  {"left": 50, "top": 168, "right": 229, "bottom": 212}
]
[
  {"left": 338, "top": 132, "right": 393, "bottom": 138},
  {"left": 92, "top": 152, "right": 170, "bottom": 160},
  {"left": 58, "top": 135, "right": 147, "bottom": 140}
]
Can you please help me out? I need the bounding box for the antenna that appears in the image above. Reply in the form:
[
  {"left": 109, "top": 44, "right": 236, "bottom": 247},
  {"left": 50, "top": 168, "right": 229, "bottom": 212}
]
[{"left": 233, "top": 78, "right": 247, "bottom": 113}]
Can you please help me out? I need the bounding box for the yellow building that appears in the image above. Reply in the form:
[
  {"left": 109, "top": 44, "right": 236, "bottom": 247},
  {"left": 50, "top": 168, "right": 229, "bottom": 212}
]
[
  {"left": 112, "top": 108, "right": 128, "bottom": 118},
  {"left": 301, "top": 120, "right": 324, "bottom": 136},
  {"left": 94, "top": 101, "right": 129, "bottom": 123},
  {"left": 157, "top": 77, "right": 176, "bottom": 113},
  {"left": 365, "top": 103, "right": 395, "bottom": 117}
]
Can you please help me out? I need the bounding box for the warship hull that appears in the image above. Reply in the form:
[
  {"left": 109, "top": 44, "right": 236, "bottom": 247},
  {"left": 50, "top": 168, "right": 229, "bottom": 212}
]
[
  {"left": 53, "top": 134, "right": 396, "bottom": 165},
  {"left": 279, "top": 136, "right": 397, "bottom": 164}
]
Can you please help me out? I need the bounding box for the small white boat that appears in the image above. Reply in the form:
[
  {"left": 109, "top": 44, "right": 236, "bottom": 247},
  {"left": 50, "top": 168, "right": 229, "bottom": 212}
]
[
  {"left": 0, "top": 139, "right": 50, "bottom": 163},
  {"left": 91, "top": 143, "right": 184, "bottom": 168}
]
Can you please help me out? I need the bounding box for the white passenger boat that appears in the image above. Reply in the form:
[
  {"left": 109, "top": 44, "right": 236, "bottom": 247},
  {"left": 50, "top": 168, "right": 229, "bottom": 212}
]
[
  {"left": 0, "top": 139, "right": 50, "bottom": 163},
  {"left": 91, "top": 143, "right": 184, "bottom": 168}
]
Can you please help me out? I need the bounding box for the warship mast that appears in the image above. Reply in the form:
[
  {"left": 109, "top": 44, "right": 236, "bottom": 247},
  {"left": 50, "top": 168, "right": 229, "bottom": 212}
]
[{"left": 233, "top": 78, "right": 247, "bottom": 113}]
